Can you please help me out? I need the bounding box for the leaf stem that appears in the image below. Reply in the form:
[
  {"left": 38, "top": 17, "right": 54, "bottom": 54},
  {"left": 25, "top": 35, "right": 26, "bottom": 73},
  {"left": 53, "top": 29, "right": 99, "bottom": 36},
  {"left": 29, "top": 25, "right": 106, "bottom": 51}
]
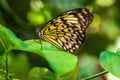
[{"left": 81, "top": 70, "right": 108, "bottom": 80}]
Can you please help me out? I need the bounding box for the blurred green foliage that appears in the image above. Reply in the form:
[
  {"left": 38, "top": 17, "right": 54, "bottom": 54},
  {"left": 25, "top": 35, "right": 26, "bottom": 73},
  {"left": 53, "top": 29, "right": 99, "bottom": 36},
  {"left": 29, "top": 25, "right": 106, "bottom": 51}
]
[{"left": 0, "top": 0, "right": 120, "bottom": 80}]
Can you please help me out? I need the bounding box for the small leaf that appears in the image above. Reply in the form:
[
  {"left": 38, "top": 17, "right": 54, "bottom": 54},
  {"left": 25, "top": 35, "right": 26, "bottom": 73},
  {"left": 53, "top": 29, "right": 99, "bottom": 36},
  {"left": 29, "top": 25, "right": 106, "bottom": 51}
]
[
  {"left": 28, "top": 67, "right": 57, "bottom": 80},
  {"left": 100, "top": 50, "right": 120, "bottom": 78}
]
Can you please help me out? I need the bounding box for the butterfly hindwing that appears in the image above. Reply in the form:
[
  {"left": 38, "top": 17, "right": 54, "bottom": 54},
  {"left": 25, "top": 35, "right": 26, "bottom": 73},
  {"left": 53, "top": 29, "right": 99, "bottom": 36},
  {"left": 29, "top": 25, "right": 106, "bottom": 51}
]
[{"left": 38, "top": 8, "right": 93, "bottom": 53}]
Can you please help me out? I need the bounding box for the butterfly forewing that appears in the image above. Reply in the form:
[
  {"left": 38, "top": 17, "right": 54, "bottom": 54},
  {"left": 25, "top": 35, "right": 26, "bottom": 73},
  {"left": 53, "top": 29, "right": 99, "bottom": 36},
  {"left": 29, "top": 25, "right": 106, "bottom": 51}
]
[{"left": 38, "top": 8, "right": 93, "bottom": 53}]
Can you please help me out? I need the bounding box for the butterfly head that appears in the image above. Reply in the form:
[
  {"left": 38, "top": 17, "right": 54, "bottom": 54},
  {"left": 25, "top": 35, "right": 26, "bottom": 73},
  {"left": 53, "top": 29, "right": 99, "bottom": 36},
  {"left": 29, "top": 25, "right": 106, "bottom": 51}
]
[{"left": 36, "top": 27, "right": 43, "bottom": 39}]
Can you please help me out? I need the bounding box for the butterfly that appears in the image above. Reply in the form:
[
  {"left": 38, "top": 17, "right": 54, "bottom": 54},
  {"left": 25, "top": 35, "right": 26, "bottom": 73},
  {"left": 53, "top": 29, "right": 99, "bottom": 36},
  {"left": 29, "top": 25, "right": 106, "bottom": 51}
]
[{"left": 36, "top": 8, "right": 93, "bottom": 53}]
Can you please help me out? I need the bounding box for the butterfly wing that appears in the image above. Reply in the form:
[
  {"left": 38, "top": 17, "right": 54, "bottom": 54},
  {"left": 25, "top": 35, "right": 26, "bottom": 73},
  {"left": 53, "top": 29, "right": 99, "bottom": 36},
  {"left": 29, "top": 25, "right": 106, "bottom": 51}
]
[{"left": 39, "top": 8, "right": 93, "bottom": 53}]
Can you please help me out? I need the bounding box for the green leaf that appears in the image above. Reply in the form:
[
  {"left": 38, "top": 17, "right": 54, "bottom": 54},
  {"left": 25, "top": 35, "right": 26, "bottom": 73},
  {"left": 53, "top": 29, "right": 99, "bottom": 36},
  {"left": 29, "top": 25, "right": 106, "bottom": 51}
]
[
  {"left": 0, "top": 24, "right": 28, "bottom": 51},
  {"left": 24, "top": 40, "right": 78, "bottom": 76},
  {"left": 100, "top": 49, "right": 120, "bottom": 78},
  {"left": 0, "top": 24, "right": 78, "bottom": 76},
  {"left": 28, "top": 67, "right": 57, "bottom": 80},
  {"left": 28, "top": 67, "right": 78, "bottom": 80}
]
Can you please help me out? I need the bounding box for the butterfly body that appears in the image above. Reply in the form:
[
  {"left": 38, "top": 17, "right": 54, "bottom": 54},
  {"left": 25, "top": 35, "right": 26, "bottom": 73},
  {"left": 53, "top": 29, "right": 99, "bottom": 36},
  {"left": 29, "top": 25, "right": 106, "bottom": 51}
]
[{"left": 37, "top": 8, "right": 93, "bottom": 53}]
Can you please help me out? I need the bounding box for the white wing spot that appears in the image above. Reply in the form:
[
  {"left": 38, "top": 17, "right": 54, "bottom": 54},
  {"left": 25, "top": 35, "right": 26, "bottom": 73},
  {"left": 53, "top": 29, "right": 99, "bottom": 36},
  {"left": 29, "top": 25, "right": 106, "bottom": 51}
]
[
  {"left": 82, "top": 9, "right": 88, "bottom": 14},
  {"left": 75, "top": 45, "right": 79, "bottom": 48}
]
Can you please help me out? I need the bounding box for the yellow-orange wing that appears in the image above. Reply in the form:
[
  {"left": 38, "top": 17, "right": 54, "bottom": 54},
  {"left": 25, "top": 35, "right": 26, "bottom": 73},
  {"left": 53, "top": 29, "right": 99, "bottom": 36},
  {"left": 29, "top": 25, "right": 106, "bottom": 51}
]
[{"left": 37, "top": 8, "right": 93, "bottom": 53}]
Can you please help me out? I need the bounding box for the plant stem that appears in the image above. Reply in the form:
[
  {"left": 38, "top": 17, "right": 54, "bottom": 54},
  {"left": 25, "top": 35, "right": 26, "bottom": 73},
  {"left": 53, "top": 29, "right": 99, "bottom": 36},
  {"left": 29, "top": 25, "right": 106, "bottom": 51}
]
[
  {"left": 0, "top": 39, "right": 9, "bottom": 80},
  {"left": 81, "top": 70, "right": 108, "bottom": 80},
  {"left": 5, "top": 51, "right": 8, "bottom": 80}
]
